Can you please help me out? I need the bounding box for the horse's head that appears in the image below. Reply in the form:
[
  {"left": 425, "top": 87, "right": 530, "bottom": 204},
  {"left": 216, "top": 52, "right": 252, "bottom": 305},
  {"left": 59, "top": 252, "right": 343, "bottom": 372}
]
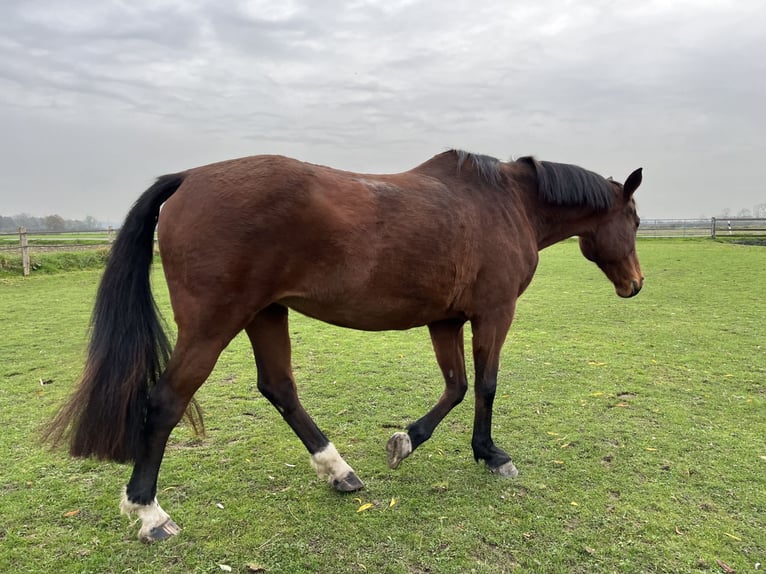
[{"left": 578, "top": 168, "right": 643, "bottom": 298}]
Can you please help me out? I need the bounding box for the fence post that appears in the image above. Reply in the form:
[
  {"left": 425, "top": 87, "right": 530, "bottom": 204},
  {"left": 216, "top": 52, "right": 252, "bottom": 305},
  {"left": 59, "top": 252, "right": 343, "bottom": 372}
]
[
  {"left": 19, "top": 227, "right": 30, "bottom": 276},
  {"left": 710, "top": 217, "right": 716, "bottom": 239},
  {"left": 108, "top": 226, "right": 114, "bottom": 243}
]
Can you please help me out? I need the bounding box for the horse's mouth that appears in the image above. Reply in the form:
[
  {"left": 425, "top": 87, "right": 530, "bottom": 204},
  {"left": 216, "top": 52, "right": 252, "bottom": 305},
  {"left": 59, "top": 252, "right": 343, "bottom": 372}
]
[{"left": 616, "top": 278, "right": 643, "bottom": 298}]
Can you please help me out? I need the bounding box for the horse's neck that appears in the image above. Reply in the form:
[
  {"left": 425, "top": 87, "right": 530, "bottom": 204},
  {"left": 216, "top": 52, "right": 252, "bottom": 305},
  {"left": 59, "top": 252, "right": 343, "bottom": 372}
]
[{"left": 530, "top": 204, "right": 602, "bottom": 250}]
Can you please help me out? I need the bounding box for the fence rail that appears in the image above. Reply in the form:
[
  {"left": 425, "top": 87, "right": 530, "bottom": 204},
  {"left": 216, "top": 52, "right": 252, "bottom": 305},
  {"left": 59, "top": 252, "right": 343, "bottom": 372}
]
[
  {"left": 637, "top": 219, "right": 711, "bottom": 238},
  {"left": 709, "top": 217, "right": 766, "bottom": 239},
  {"left": 0, "top": 228, "right": 115, "bottom": 276},
  {"left": 3, "top": 220, "right": 765, "bottom": 276}
]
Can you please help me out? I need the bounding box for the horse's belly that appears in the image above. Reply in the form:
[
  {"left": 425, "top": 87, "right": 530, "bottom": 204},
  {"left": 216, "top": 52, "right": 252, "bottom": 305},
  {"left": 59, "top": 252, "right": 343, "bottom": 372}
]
[{"left": 280, "top": 295, "right": 454, "bottom": 331}]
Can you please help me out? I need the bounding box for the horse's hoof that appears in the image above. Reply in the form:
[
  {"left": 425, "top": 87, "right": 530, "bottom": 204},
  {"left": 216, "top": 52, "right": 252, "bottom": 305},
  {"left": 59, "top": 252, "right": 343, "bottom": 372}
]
[
  {"left": 139, "top": 518, "right": 181, "bottom": 543},
  {"left": 332, "top": 471, "right": 364, "bottom": 492},
  {"left": 386, "top": 432, "right": 412, "bottom": 469},
  {"left": 489, "top": 460, "right": 519, "bottom": 478}
]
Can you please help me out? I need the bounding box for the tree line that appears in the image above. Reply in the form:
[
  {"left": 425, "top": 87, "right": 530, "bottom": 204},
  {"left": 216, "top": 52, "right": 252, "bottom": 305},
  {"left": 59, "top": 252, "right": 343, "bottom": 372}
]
[
  {"left": 0, "top": 214, "right": 108, "bottom": 233},
  {"left": 717, "top": 203, "right": 766, "bottom": 219}
]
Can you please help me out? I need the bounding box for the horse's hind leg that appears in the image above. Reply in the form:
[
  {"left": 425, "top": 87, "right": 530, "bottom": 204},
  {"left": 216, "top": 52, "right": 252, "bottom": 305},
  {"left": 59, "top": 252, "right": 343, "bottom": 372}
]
[
  {"left": 387, "top": 319, "right": 468, "bottom": 469},
  {"left": 122, "top": 331, "right": 230, "bottom": 542},
  {"left": 245, "top": 304, "right": 363, "bottom": 492}
]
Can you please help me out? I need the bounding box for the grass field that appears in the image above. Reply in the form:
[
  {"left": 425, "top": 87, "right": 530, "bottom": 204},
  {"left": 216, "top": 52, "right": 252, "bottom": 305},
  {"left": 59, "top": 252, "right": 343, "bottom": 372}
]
[
  {"left": 1, "top": 239, "right": 764, "bottom": 573},
  {"left": 0, "top": 231, "right": 113, "bottom": 275}
]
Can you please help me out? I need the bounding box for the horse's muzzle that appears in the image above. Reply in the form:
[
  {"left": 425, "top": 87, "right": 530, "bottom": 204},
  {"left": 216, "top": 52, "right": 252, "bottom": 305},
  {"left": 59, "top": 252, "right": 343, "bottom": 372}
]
[{"left": 617, "top": 278, "right": 643, "bottom": 298}]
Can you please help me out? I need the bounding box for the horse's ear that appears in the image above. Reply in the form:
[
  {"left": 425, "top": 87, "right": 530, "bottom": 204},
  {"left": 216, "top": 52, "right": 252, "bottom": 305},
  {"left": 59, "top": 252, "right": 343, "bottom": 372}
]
[{"left": 624, "top": 168, "right": 642, "bottom": 199}]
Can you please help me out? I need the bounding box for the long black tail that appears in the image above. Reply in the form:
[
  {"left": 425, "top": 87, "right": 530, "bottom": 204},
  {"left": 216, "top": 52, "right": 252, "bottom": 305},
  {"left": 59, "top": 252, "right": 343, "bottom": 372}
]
[{"left": 45, "top": 173, "right": 187, "bottom": 462}]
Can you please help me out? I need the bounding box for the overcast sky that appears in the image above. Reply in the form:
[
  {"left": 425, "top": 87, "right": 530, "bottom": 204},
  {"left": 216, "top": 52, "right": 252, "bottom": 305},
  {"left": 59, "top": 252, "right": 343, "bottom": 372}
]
[{"left": 1, "top": 0, "right": 765, "bottom": 222}]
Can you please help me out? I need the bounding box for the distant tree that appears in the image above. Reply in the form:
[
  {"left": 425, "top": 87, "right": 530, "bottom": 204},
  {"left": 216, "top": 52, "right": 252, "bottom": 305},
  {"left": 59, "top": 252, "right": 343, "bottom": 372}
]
[
  {"left": 737, "top": 208, "right": 752, "bottom": 218},
  {"left": 14, "top": 214, "right": 41, "bottom": 230},
  {"left": 83, "top": 215, "right": 100, "bottom": 230},
  {"left": 753, "top": 203, "right": 766, "bottom": 218},
  {"left": 45, "top": 214, "right": 66, "bottom": 232},
  {"left": 0, "top": 213, "right": 106, "bottom": 232},
  {"left": 0, "top": 216, "right": 16, "bottom": 232}
]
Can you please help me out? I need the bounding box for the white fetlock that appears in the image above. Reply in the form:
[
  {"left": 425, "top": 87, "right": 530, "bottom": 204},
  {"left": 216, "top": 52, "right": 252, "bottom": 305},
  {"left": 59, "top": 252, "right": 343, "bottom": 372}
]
[
  {"left": 120, "top": 487, "right": 181, "bottom": 542},
  {"left": 310, "top": 443, "right": 355, "bottom": 484}
]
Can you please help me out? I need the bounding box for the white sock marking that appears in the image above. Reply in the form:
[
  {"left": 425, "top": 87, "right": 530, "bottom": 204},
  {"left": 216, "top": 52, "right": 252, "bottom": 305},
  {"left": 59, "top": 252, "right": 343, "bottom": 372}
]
[
  {"left": 310, "top": 443, "right": 355, "bottom": 484},
  {"left": 120, "top": 487, "right": 177, "bottom": 540}
]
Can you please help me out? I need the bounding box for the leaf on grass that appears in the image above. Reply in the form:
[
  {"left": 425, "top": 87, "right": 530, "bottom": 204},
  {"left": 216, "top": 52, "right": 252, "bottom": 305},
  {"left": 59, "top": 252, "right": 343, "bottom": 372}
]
[
  {"left": 219, "top": 565, "right": 232, "bottom": 572},
  {"left": 357, "top": 502, "right": 374, "bottom": 513},
  {"left": 615, "top": 403, "right": 629, "bottom": 408},
  {"left": 570, "top": 501, "right": 579, "bottom": 506},
  {"left": 724, "top": 532, "right": 741, "bottom": 541},
  {"left": 216, "top": 503, "right": 225, "bottom": 509},
  {"left": 645, "top": 447, "right": 658, "bottom": 452},
  {"left": 759, "top": 455, "right": 766, "bottom": 462},
  {"left": 546, "top": 431, "right": 559, "bottom": 436},
  {"left": 246, "top": 564, "right": 268, "bottom": 573},
  {"left": 63, "top": 509, "right": 80, "bottom": 518},
  {"left": 716, "top": 559, "right": 735, "bottom": 573},
  {"left": 388, "top": 497, "right": 397, "bottom": 508},
  {"left": 552, "top": 460, "right": 565, "bottom": 465}
]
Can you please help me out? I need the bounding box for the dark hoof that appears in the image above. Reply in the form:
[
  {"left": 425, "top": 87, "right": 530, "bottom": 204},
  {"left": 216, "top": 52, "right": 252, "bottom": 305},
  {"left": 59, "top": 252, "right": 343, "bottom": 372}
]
[
  {"left": 386, "top": 432, "right": 412, "bottom": 469},
  {"left": 140, "top": 518, "right": 181, "bottom": 543},
  {"left": 489, "top": 460, "right": 519, "bottom": 478},
  {"left": 333, "top": 472, "right": 364, "bottom": 492}
]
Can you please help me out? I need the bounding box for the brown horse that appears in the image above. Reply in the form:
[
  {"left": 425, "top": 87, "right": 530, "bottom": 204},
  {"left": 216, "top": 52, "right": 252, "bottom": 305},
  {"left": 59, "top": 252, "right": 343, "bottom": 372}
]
[{"left": 46, "top": 150, "right": 643, "bottom": 542}]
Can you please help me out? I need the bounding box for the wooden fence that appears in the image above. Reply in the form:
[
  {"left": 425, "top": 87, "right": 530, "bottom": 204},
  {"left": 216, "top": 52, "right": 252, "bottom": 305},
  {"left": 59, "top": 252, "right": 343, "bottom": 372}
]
[
  {"left": 709, "top": 217, "right": 766, "bottom": 239},
  {"left": 0, "top": 228, "right": 115, "bottom": 276},
  {"left": 3, "top": 220, "right": 765, "bottom": 276}
]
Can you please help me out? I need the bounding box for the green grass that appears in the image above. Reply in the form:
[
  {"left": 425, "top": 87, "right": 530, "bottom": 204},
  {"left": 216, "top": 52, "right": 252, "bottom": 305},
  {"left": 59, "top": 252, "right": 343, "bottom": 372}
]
[
  {"left": 1, "top": 239, "right": 764, "bottom": 573},
  {"left": 0, "top": 249, "right": 111, "bottom": 276},
  {"left": 0, "top": 231, "right": 113, "bottom": 276}
]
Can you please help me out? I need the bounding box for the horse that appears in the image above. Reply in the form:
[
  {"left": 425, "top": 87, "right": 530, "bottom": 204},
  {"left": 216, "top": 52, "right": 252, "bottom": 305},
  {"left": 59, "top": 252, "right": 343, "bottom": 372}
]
[{"left": 46, "top": 149, "right": 643, "bottom": 542}]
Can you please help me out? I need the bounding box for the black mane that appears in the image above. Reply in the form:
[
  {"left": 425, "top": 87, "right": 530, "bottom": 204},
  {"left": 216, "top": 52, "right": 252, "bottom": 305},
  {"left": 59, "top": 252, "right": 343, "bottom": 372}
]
[
  {"left": 453, "top": 150, "right": 503, "bottom": 187},
  {"left": 518, "top": 156, "right": 614, "bottom": 210}
]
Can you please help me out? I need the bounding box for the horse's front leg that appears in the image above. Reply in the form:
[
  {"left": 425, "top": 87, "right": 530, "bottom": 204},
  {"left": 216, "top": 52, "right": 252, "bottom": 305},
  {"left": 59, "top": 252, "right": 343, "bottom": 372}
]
[
  {"left": 470, "top": 314, "right": 518, "bottom": 477},
  {"left": 387, "top": 319, "right": 468, "bottom": 468}
]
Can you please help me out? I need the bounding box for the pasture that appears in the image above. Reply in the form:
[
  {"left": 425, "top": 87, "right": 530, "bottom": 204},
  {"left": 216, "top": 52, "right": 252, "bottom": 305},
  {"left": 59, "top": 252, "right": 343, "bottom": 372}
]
[{"left": 0, "top": 238, "right": 764, "bottom": 573}]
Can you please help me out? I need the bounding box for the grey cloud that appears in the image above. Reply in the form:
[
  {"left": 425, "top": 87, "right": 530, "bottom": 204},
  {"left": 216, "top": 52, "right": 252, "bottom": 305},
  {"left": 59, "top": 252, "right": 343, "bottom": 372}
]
[{"left": 0, "top": 0, "right": 765, "bottom": 220}]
